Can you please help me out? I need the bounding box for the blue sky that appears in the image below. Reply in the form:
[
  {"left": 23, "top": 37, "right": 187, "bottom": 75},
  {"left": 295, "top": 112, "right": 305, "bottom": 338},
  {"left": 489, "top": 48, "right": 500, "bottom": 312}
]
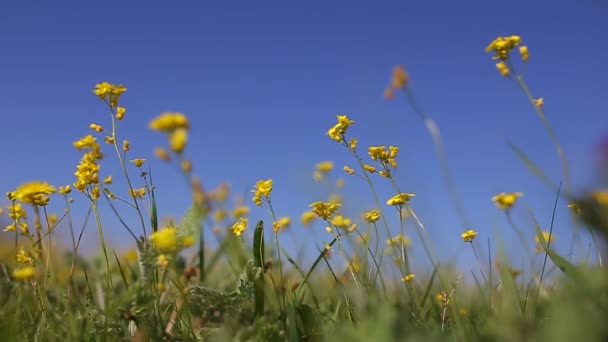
[{"left": 1, "top": 0, "right": 606, "bottom": 277}]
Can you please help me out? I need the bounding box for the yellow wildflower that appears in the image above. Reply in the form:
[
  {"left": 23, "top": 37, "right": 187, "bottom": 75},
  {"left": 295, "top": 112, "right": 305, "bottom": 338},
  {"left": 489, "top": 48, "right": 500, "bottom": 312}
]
[
  {"left": 156, "top": 254, "right": 169, "bottom": 268},
  {"left": 316, "top": 161, "right": 334, "bottom": 174},
  {"left": 363, "top": 164, "right": 376, "bottom": 173},
  {"left": 154, "top": 147, "right": 171, "bottom": 162},
  {"left": 326, "top": 115, "right": 355, "bottom": 143},
  {"left": 130, "top": 158, "right": 146, "bottom": 167},
  {"left": 232, "top": 217, "right": 248, "bottom": 236},
  {"left": 104, "top": 136, "right": 114, "bottom": 144},
  {"left": 150, "top": 226, "right": 178, "bottom": 253},
  {"left": 363, "top": 209, "right": 380, "bottom": 223},
  {"left": 182, "top": 235, "right": 195, "bottom": 248},
  {"left": 103, "top": 176, "right": 112, "bottom": 184},
  {"left": 492, "top": 192, "right": 523, "bottom": 210},
  {"left": 149, "top": 112, "right": 190, "bottom": 132},
  {"left": 232, "top": 205, "right": 250, "bottom": 218},
  {"left": 59, "top": 185, "right": 71, "bottom": 195},
  {"left": 12, "top": 266, "right": 36, "bottom": 280},
  {"left": 181, "top": 159, "right": 192, "bottom": 173},
  {"left": 485, "top": 35, "right": 522, "bottom": 60},
  {"left": 496, "top": 61, "right": 510, "bottom": 76},
  {"left": 386, "top": 193, "right": 415, "bottom": 206},
  {"left": 124, "top": 249, "right": 139, "bottom": 263},
  {"left": 214, "top": 208, "right": 228, "bottom": 222},
  {"left": 349, "top": 138, "right": 358, "bottom": 149},
  {"left": 461, "top": 229, "right": 477, "bottom": 243},
  {"left": 16, "top": 247, "right": 34, "bottom": 265},
  {"left": 273, "top": 216, "right": 291, "bottom": 232},
  {"left": 129, "top": 187, "right": 146, "bottom": 199},
  {"left": 519, "top": 45, "right": 529, "bottom": 62},
  {"left": 331, "top": 215, "right": 352, "bottom": 229},
  {"left": 116, "top": 106, "right": 126, "bottom": 120},
  {"left": 401, "top": 274, "right": 415, "bottom": 282},
  {"left": 89, "top": 123, "right": 104, "bottom": 132},
  {"left": 310, "top": 201, "right": 341, "bottom": 220},
  {"left": 252, "top": 179, "right": 273, "bottom": 206},
  {"left": 169, "top": 128, "right": 188, "bottom": 153},
  {"left": 13, "top": 181, "right": 56, "bottom": 206},
  {"left": 534, "top": 97, "right": 544, "bottom": 108},
  {"left": 301, "top": 211, "right": 316, "bottom": 226},
  {"left": 343, "top": 166, "right": 355, "bottom": 175},
  {"left": 122, "top": 139, "right": 130, "bottom": 152},
  {"left": 391, "top": 65, "right": 408, "bottom": 89}
]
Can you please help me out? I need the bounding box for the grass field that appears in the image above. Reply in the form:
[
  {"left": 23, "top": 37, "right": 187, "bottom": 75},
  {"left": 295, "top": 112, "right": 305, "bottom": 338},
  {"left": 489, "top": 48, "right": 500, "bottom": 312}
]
[{"left": 1, "top": 34, "right": 607, "bottom": 341}]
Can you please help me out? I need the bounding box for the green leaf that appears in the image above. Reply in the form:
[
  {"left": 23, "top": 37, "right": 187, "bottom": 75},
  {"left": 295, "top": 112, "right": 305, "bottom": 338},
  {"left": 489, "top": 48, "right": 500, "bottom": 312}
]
[{"left": 253, "top": 220, "right": 265, "bottom": 318}]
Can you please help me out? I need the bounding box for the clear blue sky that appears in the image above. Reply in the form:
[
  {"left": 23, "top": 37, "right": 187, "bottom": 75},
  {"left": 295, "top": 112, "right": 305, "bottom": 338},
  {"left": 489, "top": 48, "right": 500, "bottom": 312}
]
[{"left": 1, "top": 0, "right": 606, "bottom": 276}]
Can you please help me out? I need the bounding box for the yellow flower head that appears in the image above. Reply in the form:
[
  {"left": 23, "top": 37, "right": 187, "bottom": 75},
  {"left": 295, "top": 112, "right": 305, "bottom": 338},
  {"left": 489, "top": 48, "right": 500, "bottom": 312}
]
[
  {"left": 391, "top": 65, "right": 409, "bottom": 89},
  {"left": 363, "top": 164, "right": 376, "bottom": 173},
  {"left": 343, "top": 166, "right": 355, "bottom": 175},
  {"left": 252, "top": 179, "right": 273, "bottom": 206},
  {"left": 232, "top": 217, "right": 248, "bottom": 236},
  {"left": 129, "top": 187, "right": 146, "bottom": 199},
  {"left": 89, "top": 123, "right": 104, "bottom": 132},
  {"left": 534, "top": 97, "right": 544, "bottom": 108},
  {"left": 116, "top": 106, "right": 126, "bottom": 120},
  {"left": 330, "top": 215, "right": 353, "bottom": 229},
  {"left": 492, "top": 192, "right": 523, "bottom": 210},
  {"left": 368, "top": 145, "right": 399, "bottom": 170},
  {"left": 156, "top": 254, "right": 170, "bottom": 268},
  {"left": 461, "top": 229, "right": 477, "bottom": 243},
  {"left": 169, "top": 128, "right": 188, "bottom": 153},
  {"left": 386, "top": 193, "right": 415, "bottom": 206},
  {"left": 363, "top": 209, "right": 380, "bottom": 223},
  {"left": 401, "top": 274, "right": 415, "bottom": 282},
  {"left": 93, "top": 82, "right": 127, "bottom": 107},
  {"left": 12, "top": 266, "right": 36, "bottom": 280},
  {"left": 150, "top": 226, "right": 178, "bottom": 253},
  {"left": 13, "top": 181, "right": 56, "bottom": 206},
  {"left": 310, "top": 201, "right": 341, "bottom": 220},
  {"left": 326, "top": 115, "right": 355, "bottom": 143},
  {"left": 182, "top": 235, "right": 195, "bottom": 248},
  {"left": 496, "top": 61, "right": 510, "bottom": 76},
  {"left": 316, "top": 161, "right": 334, "bottom": 174},
  {"left": 16, "top": 247, "right": 34, "bottom": 265},
  {"left": 59, "top": 185, "right": 71, "bottom": 195},
  {"left": 7, "top": 203, "right": 27, "bottom": 220},
  {"left": 519, "top": 45, "right": 529, "bottom": 62},
  {"left": 122, "top": 139, "right": 130, "bottom": 152},
  {"left": 130, "top": 158, "right": 146, "bottom": 167},
  {"left": 103, "top": 176, "right": 112, "bottom": 184},
  {"left": 232, "top": 205, "right": 250, "bottom": 219},
  {"left": 181, "top": 159, "right": 192, "bottom": 173},
  {"left": 149, "top": 112, "right": 190, "bottom": 132},
  {"left": 273, "top": 216, "right": 291, "bottom": 232},
  {"left": 485, "top": 35, "right": 522, "bottom": 60},
  {"left": 300, "top": 211, "right": 316, "bottom": 226}
]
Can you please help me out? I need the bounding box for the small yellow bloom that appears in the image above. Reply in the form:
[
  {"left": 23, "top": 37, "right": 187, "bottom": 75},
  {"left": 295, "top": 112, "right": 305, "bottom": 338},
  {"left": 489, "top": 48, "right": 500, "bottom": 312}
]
[
  {"left": 232, "top": 205, "right": 250, "bottom": 218},
  {"left": 386, "top": 193, "right": 415, "bottom": 206},
  {"left": 492, "top": 192, "right": 523, "bottom": 210},
  {"left": 169, "top": 128, "right": 188, "bottom": 153},
  {"left": 496, "top": 61, "right": 510, "bottom": 76},
  {"left": 59, "top": 185, "right": 71, "bottom": 195},
  {"left": 273, "top": 216, "right": 291, "bottom": 232},
  {"left": 326, "top": 115, "right": 355, "bottom": 143},
  {"left": 181, "top": 159, "right": 192, "bottom": 173},
  {"left": 104, "top": 136, "right": 115, "bottom": 144},
  {"left": 122, "top": 139, "right": 130, "bottom": 152},
  {"left": 343, "top": 166, "right": 355, "bottom": 175},
  {"left": 401, "top": 274, "right": 415, "bottom": 282},
  {"left": 116, "top": 106, "right": 126, "bottom": 120},
  {"left": 232, "top": 217, "right": 248, "bottom": 236},
  {"left": 156, "top": 254, "right": 169, "bottom": 268},
  {"left": 349, "top": 138, "right": 358, "bottom": 149},
  {"left": 182, "top": 235, "right": 195, "bottom": 248},
  {"left": 379, "top": 170, "right": 389, "bottom": 178},
  {"left": 310, "top": 201, "right": 341, "bottom": 220},
  {"left": 103, "top": 176, "right": 112, "bottom": 184},
  {"left": 12, "top": 266, "right": 36, "bottom": 280},
  {"left": 150, "top": 226, "right": 178, "bottom": 253},
  {"left": 252, "top": 179, "right": 273, "bottom": 206},
  {"left": 363, "top": 209, "right": 380, "bottom": 223},
  {"left": 154, "top": 147, "right": 171, "bottom": 162},
  {"left": 300, "top": 211, "right": 316, "bottom": 226},
  {"left": 149, "top": 112, "right": 190, "bottom": 132},
  {"left": 331, "top": 215, "right": 352, "bottom": 229},
  {"left": 89, "top": 123, "right": 104, "bottom": 132},
  {"left": 363, "top": 164, "right": 376, "bottom": 173},
  {"left": 130, "top": 158, "right": 146, "bottom": 167},
  {"left": 129, "top": 187, "right": 146, "bottom": 199},
  {"left": 13, "top": 181, "right": 56, "bottom": 206},
  {"left": 391, "top": 65, "right": 408, "bottom": 89},
  {"left": 316, "top": 161, "right": 334, "bottom": 174},
  {"left": 124, "top": 249, "right": 139, "bottom": 262},
  {"left": 534, "top": 97, "right": 544, "bottom": 108},
  {"left": 16, "top": 247, "right": 34, "bottom": 265},
  {"left": 461, "top": 229, "right": 477, "bottom": 243},
  {"left": 519, "top": 45, "right": 529, "bottom": 62}
]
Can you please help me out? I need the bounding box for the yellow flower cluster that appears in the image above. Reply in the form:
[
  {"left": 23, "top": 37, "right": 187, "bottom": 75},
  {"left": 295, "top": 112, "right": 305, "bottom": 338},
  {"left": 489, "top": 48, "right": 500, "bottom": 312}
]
[
  {"left": 12, "top": 181, "right": 56, "bottom": 206},
  {"left": 326, "top": 115, "right": 355, "bottom": 143},
  {"left": 93, "top": 81, "right": 127, "bottom": 107},
  {"left": 73, "top": 135, "right": 104, "bottom": 198},
  {"left": 492, "top": 192, "right": 523, "bottom": 210},
  {"left": 386, "top": 193, "right": 415, "bottom": 206},
  {"left": 331, "top": 215, "right": 356, "bottom": 231},
  {"left": 363, "top": 209, "right": 380, "bottom": 223},
  {"left": 484, "top": 35, "right": 529, "bottom": 76},
  {"left": 149, "top": 112, "right": 190, "bottom": 154},
  {"left": 300, "top": 211, "right": 316, "bottom": 226},
  {"left": 384, "top": 65, "right": 409, "bottom": 99},
  {"left": 149, "top": 225, "right": 195, "bottom": 253},
  {"left": 273, "top": 216, "right": 291, "bottom": 232},
  {"left": 3, "top": 203, "right": 29, "bottom": 235},
  {"left": 252, "top": 179, "right": 273, "bottom": 206},
  {"left": 461, "top": 229, "right": 477, "bottom": 243},
  {"left": 368, "top": 145, "right": 399, "bottom": 175},
  {"left": 232, "top": 217, "right": 248, "bottom": 236},
  {"left": 310, "top": 201, "right": 341, "bottom": 220}
]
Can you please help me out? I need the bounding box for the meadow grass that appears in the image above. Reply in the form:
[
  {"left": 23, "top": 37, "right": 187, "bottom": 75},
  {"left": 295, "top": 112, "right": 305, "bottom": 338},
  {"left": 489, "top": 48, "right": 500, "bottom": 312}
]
[{"left": 1, "top": 34, "right": 608, "bottom": 341}]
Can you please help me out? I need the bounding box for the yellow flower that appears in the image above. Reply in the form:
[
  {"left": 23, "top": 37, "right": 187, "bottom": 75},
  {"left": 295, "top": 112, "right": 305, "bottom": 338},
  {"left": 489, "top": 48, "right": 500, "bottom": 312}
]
[
  {"left": 124, "top": 249, "right": 139, "bottom": 262},
  {"left": 13, "top": 181, "right": 56, "bottom": 206},
  {"left": 343, "top": 166, "right": 355, "bottom": 175},
  {"left": 214, "top": 208, "right": 228, "bottom": 222},
  {"left": 401, "top": 274, "right": 415, "bottom": 282},
  {"left": 59, "top": 185, "right": 71, "bottom": 195},
  {"left": 149, "top": 112, "right": 190, "bottom": 132},
  {"left": 519, "top": 45, "right": 529, "bottom": 62},
  {"left": 273, "top": 216, "right": 291, "bottom": 232},
  {"left": 16, "top": 247, "right": 34, "bottom": 265},
  {"left": 316, "top": 161, "right": 334, "bottom": 174},
  {"left": 386, "top": 193, "right": 415, "bottom": 206},
  {"left": 93, "top": 82, "right": 127, "bottom": 107},
  {"left": 150, "top": 226, "right": 178, "bottom": 253},
  {"left": 7, "top": 203, "right": 27, "bottom": 220},
  {"left": 12, "top": 266, "right": 36, "bottom": 280},
  {"left": 154, "top": 147, "right": 171, "bottom": 162},
  {"left": 169, "top": 128, "right": 188, "bottom": 153},
  {"left": 496, "top": 61, "right": 510, "bottom": 76},
  {"left": 89, "top": 123, "right": 104, "bottom": 132},
  {"left": 182, "top": 235, "right": 195, "bottom": 248},
  {"left": 116, "top": 106, "right": 126, "bottom": 120},
  {"left": 232, "top": 205, "right": 250, "bottom": 218},
  {"left": 461, "top": 229, "right": 477, "bottom": 243},
  {"left": 386, "top": 234, "right": 411, "bottom": 247},
  {"left": 48, "top": 213, "right": 58, "bottom": 230},
  {"left": 349, "top": 138, "right": 358, "bottom": 149},
  {"left": 252, "top": 179, "right": 273, "bottom": 206},
  {"left": 391, "top": 65, "right": 408, "bottom": 89},
  {"left": 534, "top": 97, "right": 544, "bottom": 108},
  {"left": 130, "top": 158, "right": 146, "bottom": 167},
  {"left": 535, "top": 231, "right": 556, "bottom": 253},
  {"left": 104, "top": 136, "right": 114, "bottom": 144},
  {"left": 300, "top": 211, "right": 316, "bottom": 226},
  {"left": 156, "top": 254, "right": 169, "bottom": 268},
  {"left": 485, "top": 35, "right": 522, "bottom": 60},
  {"left": 232, "top": 217, "right": 248, "bottom": 236},
  {"left": 103, "top": 176, "right": 112, "bottom": 184},
  {"left": 492, "top": 192, "right": 523, "bottom": 210},
  {"left": 128, "top": 187, "right": 146, "bottom": 199},
  {"left": 326, "top": 115, "right": 355, "bottom": 143},
  {"left": 181, "top": 159, "right": 192, "bottom": 173},
  {"left": 310, "top": 201, "right": 341, "bottom": 220},
  {"left": 363, "top": 164, "right": 376, "bottom": 173},
  {"left": 368, "top": 145, "right": 399, "bottom": 170},
  {"left": 122, "top": 139, "right": 130, "bottom": 152},
  {"left": 330, "top": 215, "right": 352, "bottom": 229},
  {"left": 363, "top": 209, "right": 380, "bottom": 223}
]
